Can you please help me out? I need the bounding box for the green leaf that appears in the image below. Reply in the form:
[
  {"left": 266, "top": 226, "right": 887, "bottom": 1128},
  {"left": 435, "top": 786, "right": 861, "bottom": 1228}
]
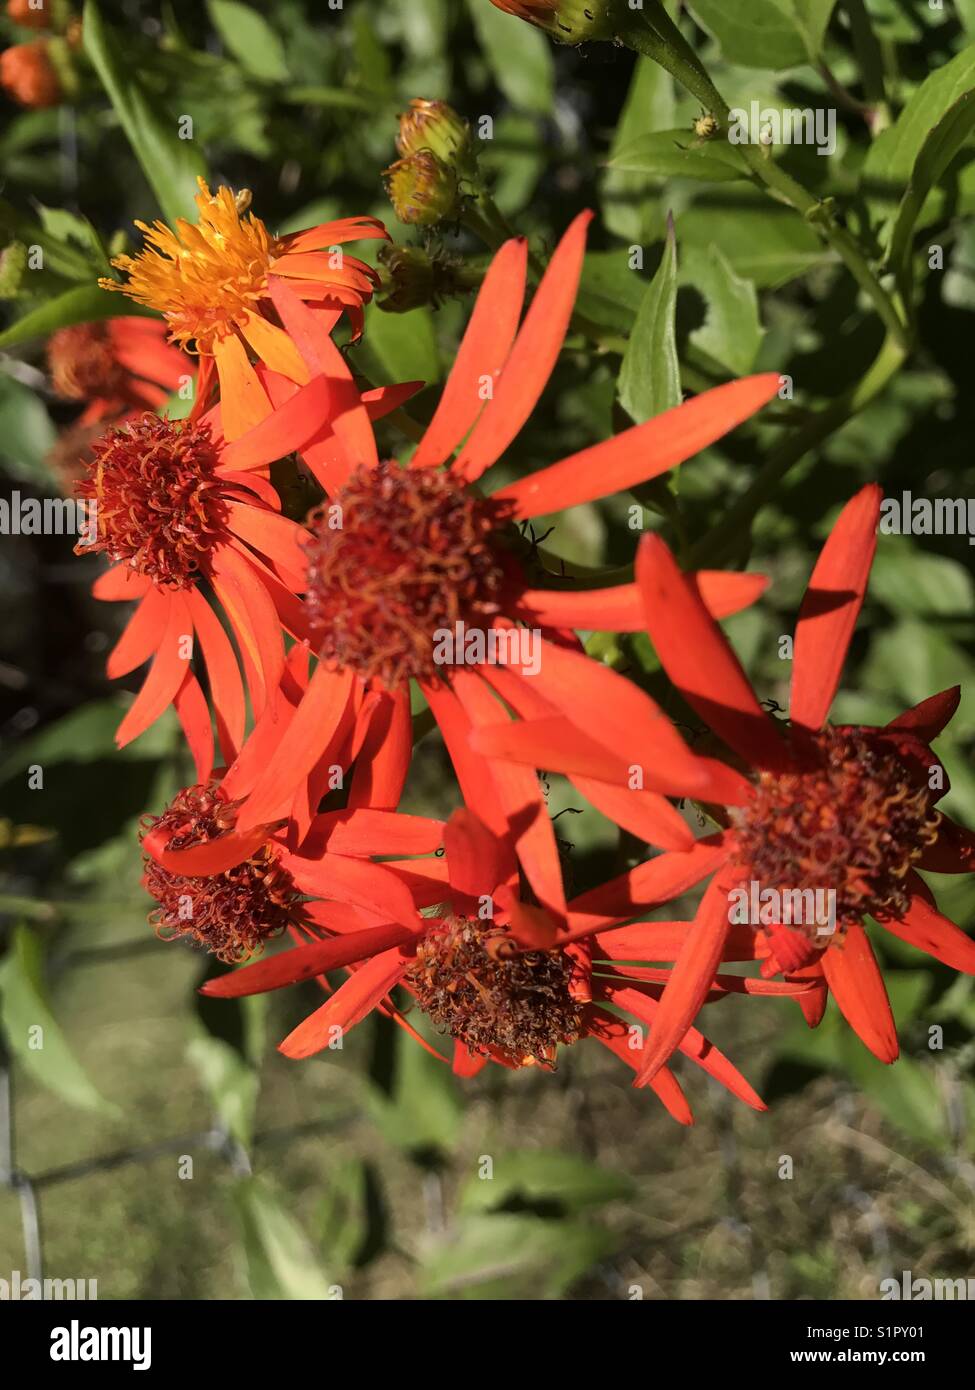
[
  {"left": 680, "top": 243, "right": 764, "bottom": 376},
  {"left": 0, "top": 925, "right": 115, "bottom": 1116},
  {"left": 467, "top": 0, "right": 554, "bottom": 115},
  {"left": 618, "top": 216, "right": 680, "bottom": 424},
  {"left": 687, "top": 0, "right": 808, "bottom": 69},
  {"left": 233, "top": 1177, "right": 337, "bottom": 1300},
  {"left": 367, "top": 1024, "right": 461, "bottom": 1156},
  {"left": 0, "top": 374, "right": 56, "bottom": 486},
  {"left": 888, "top": 88, "right": 975, "bottom": 292},
  {"left": 679, "top": 199, "right": 829, "bottom": 287},
  {"left": 607, "top": 130, "right": 750, "bottom": 183},
  {"left": 351, "top": 301, "right": 440, "bottom": 387},
  {"left": 83, "top": 0, "right": 208, "bottom": 226},
  {"left": 870, "top": 540, "right": 975, "bottom": 618},
  {"left": 0, "top": 284, "right": 155, "bottom": 351},
  {"left": 601, "top": 56, "right": 676, "bottom": 243},
  {"left": 36, "top": 205, "right": 112, "bottom": 277},
  {"left": 419, "top": 1212, "right": 616, "bottom": 1299},
  {"left": 862, "top": 45, "right": 975, "bottom": 237},
  {"left": 785, "top": 0, "right": 837, "bottom": 59},
  {"left": 460, "top": 1150, "right": 634, "bottom": 1214},
  {"left": 186, "top": 1022, "right": 263, "bottom": 1150},
  {"left": 207, "top": 1, "right": 289, "bottom": 83}
]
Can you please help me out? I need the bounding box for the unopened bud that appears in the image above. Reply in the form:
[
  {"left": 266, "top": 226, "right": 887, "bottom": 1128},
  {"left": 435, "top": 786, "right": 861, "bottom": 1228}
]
[
  {"left": 0, "top": 39, "right": 61, "bottom": 108},
  {"left": 377, "top": 244, "right": 481, "bottom": 313},
  {"left": 488, "top": 0, "right": 624, "bottom": 44},
  {"left": 397, "top": 99, "right": 472, "bottom": 167},
  {"left": 383, "top": 151, "right": 461, "bottom": 227},
  {"left": 0, "top": 241, "right": 28, "bottom": 299}
]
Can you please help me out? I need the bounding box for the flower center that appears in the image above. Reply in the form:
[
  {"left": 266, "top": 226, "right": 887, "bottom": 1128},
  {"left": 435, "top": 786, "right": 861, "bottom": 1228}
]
[
  {"left": 406, "top": 917, "right": 583, "bottom": 1068},
  {"left": 100, "top": 181, "right": 279, "bottom": 351},
  {"left": 733, "top": 726, "right": 941, "bottom": 948},
  {"left": 140, "top": 783, "right": 298, "bottom": 963},
  {"left": 48, "top": 323, "right": 128, "bottom": 401},
  {"left": 303, "top": 460, "right": 510, "bottom": 687},
  {"left": 76, "top": 413, "right": 226, "bottom": 587}
]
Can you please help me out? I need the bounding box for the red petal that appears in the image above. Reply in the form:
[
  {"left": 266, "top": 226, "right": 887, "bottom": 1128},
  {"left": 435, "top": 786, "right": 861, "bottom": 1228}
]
[
  {"left": 443, "top": 807, "right": 516, "bottom": 900},
  {"left": 791, "top": 484, "right": 881, "bottom": 731},
  {"left": 587, "top": 1006, "right": 694, "bottom": 1124},
  {"left": 278, "top": 948, "right": 409, "bottom": 1058},
  {"left": 173, "top": 669, "right": 214, "bottom": 783},
  {"left": 887, "top": 686, "right": 961, "bottom": 743},
  {"left": 412, "top": 236, "right": 528, "bottom": 469},
  {"left": 637, "top": 533, "right": 787, "bottom": 772},
  {"left": 92, "top": 563, "right": 151, "bottom": 601},
  {"left": 115, "top": 594, "right": 191, "bottom": 748},
  {"left": 201, "top": 921, "right": 419, "bottom": 998},
  {"left": 218, "top": 374, "right": 334, "bottom": 471},
  {"left": 632, "top": 875, "right": 732, "bottom": 1086},
  {"left": 821, "top": 920, "right": 898, "bottom": 1063},
  {"left": 106, "top": 587, "right": 168, "bottom": 678},
  {"left": 882, "top": 878, "right": 975, "bottom": 973},
  {"left": 347, "top": 687, "right": 412, "bottom": 811},
  {"left": 494, "top": 374, "right": 781, "bottom": 519},
  {"left": 454, "top": 213, "right": 592, "bottom": 482},
  {"left": 236, "top": 663, "right": 356, "bottom": 831},
  {"left": 143, "top": 822, "right": 270, "bottom": 876},
  {"left": 302, "top": 809, "right": 443, "bottom": 858},
  {"left": 187, "top": 587, "right": 246, "bottom": 764},
  {"left": 566, "top": 836, "right": 730, "bottom": 939}
]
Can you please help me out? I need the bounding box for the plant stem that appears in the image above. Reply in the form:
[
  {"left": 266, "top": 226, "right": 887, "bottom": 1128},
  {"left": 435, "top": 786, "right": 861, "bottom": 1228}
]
[{"left": 622, "top": 6, "right": 910, "bottom": 351}]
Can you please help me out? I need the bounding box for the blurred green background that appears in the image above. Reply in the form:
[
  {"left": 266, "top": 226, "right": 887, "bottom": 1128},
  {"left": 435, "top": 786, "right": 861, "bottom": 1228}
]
[{"left": 1, "top": 0, "right": 974, "bottom": 1299}]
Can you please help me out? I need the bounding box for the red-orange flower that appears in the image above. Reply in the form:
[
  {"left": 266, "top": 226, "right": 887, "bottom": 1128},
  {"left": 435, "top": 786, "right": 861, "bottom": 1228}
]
[
  {"left": 0, "top": 38, "right": 60, "bottom": 107},
  {"left": 226, "top": 215, "right": 779, "bottom": 927},
  {"left": 98, "top": 179, "right": 387, "bottom": 440},
  {"left": 47, "top": 317, "right": 188, "bottom": 425},
  {"left": 178, "top": 804, "right": 803, "bottom": 1123},
  {"left": 472, "top": 485, "right": 975, "bottom": 1079}
]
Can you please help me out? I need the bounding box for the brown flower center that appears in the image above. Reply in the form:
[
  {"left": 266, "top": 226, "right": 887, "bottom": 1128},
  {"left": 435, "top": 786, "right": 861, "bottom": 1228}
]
[
  {"left": 75, "top": 413, "right": 226, "bottom": 587},
  {"left": 733, "top": 727, "right": 941, "bottom": 946},
  {"left": 303, "top": 460, "right": 510, "bottom": 687},
  {"left": 140, "top": 783, "right": 298, "bottom": 963},
  {"left": 406, "top": 917, "right": 583, "bottom": 1067}
]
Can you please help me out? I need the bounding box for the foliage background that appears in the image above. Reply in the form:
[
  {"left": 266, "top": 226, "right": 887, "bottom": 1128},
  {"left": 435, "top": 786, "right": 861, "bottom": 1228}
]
[{"left": 1, "top": 0, "right": 974, "bottom": 1299}]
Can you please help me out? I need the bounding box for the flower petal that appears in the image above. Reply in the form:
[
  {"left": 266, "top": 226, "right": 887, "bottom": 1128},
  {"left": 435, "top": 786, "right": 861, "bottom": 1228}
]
[
  {"left": 790, "top": 483, "right": 881, "bottom": 731},
  {"left": 412, "top": 236, "right": 528, "bottom": 469},
  {"left": 821, "top": 920, "right": 898, "bottom": 1063},
  {"left": 882, "top": 876, "right": 975, "bottom": 973},
  {"left": 278, "top": 948, "right": 410, "bottom": 1059},
  {"left": 637, "top": 533, "right": 788, "bottom": 772},
  {"left": 454, "top": 212, "right": 592, "bottom": 482},
  {"left": 494, "top": 374, "right": 781, "bottom": 519},
  {"left": 201, "top": 921, "right": 419, "bottom": 998}
]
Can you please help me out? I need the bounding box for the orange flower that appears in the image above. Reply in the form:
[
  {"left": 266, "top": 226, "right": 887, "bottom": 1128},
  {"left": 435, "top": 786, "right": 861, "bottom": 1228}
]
[
  {"left": 99, "top": 179, "right": 387, "bottom": 439},
  {"left": 0, "top": 39, "right": 60, "bottom": 107},
  {"left": 223, "top": 216, "right": 778, "bottom": 933},
  {"left": 146, "top": 795, "right": 798, "bottom": 1123},
  {"left": 47, "top": 317, "right": 189, "bottom": 424},
  {"left": 474, "top": 486, "right": 975, "bottom": 1079}
]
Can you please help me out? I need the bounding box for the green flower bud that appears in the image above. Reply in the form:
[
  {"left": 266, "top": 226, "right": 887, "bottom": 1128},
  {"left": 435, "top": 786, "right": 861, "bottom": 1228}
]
[{"left": 383, "top": 151, "right": 461, "bottom": 228}]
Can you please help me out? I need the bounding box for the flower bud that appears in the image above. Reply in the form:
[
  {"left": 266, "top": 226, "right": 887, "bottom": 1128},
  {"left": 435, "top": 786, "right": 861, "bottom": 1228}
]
[
  {"left": 488, "top": 0, "right": 624, "bottom": 44},
  {"left": 377, "top": 244, "right": 481, "bottom": 313},
  {"left": 383, "top": 151, "right": 461, "bottom": 227},
  {"left": 0, "top": 240, "right": 27, "bottom": 299},
  {"left": 0, "top": 39, "right": 61, "bottom": 107},
  {"left": 397, "top": 99, "right": 471, "bottom": 166}
]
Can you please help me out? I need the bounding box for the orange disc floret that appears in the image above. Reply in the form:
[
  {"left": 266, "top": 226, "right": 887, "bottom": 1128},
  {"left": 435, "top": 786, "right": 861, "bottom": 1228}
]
[
  {"left": 141, "top": 783, "right": 298, "bottom": 963},
  {"left": 75, "top": 413, "right": 227, "bottom": 587},
  {"left": 100, "top": 180, "right": 280, "bottom": 353},
  {"left": 0, "top": 39, "right": 60, "bottom": 107}
]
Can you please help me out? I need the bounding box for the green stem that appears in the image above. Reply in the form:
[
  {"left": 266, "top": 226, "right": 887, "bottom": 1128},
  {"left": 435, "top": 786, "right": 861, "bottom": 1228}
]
[
  {"left": 844, "top": 0, "right": 890, "bottom": 122},
  {"left": 686, "top": 331, "right": 907, "bottom": 567},
  {"left": 622, "top": 6, "right": 910, "bottom": 352}
]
